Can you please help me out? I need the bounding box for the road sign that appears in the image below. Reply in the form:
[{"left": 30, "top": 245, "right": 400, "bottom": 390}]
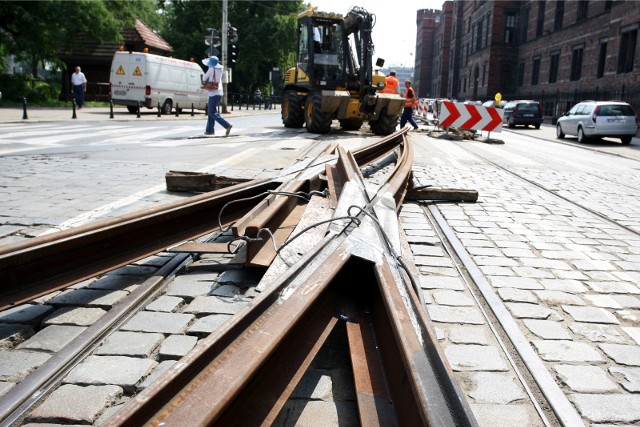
[{"left": 439, "top": 101, "right": 503, "bottom": 132}]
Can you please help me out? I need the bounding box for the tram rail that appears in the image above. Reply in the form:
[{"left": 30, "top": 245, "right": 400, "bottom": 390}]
[{"left": 0, "top": 128, "right": 479, "bottom": 426}]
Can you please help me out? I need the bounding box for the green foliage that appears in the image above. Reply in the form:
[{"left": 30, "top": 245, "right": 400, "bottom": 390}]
[
  {"left": 0, "top": 74, "right": 59, "bottom": 103},
  {"left": 0, "top": 0, "right": 162, "bottom": 77},
  {"left": 162, "top": 0, "right": 305, "bottom": 93}
]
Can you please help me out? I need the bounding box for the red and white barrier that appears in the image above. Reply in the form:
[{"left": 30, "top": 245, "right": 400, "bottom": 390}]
[{"left": 438, "top": 101, "right": 503, "bottom": 133}]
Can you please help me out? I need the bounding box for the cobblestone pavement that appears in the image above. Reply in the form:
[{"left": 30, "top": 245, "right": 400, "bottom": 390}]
[{"left": 1, "top": 114, "right": 639, "bottom": 425}]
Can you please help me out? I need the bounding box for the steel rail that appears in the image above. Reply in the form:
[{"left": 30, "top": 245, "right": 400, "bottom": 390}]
[
  {"left": 0, "top": 130, "right": 409, "bottom": 311},
  {"left": 0, "top": 178, "right": 280, "bottom": 311},
  {"left": 0, "top": 253, "right": 190, "bottom": 426},
  {"left": 105, "top": 136, "right": 477, "bottom": 426}
]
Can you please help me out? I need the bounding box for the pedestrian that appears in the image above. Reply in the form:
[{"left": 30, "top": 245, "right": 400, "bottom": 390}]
[
  {"left": 202, "top": 56, "right": 232, "bottom": 137},
  {"left": 254, "top": 88, "right": 261, "bottom": 104},
  {"left": 70, "top": 66, "right": 87, "bottom": 109},
  {"left": 400, "top": 79, "right": 419, "bottom": 130},
  {"left": 380, "top": 70, "right": 400, "bottom": 94}
]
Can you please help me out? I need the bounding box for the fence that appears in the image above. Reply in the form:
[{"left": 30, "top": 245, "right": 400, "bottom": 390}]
[
  {"left": 226, "top": 93, "right": 281, "bottom": 112},
  {"left": 502, "top": 84, "right": 640, "bottom": 123}
]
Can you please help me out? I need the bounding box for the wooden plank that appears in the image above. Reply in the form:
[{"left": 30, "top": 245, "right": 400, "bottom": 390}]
[
  {"left": 165, "top": 171, "right": 250, "bottom": 192},
  {"left": 407, "top": 186, "right": 478, "bottom": 202}
]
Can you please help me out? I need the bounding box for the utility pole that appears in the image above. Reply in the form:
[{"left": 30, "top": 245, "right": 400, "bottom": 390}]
[{"left": 221, "top": 0, "right": 229, "bottom": 113}]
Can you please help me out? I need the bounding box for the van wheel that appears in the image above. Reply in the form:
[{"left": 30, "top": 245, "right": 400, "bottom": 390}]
[
  {"left": 556, "top": 124, "right": 565, "bottom": 139},
  {"left": 577, "top": 127, "right": 588, "bottom": 143},
  {"left": 621, "top": 136, "right": 632, "bottom": 144},
  {"left": 126, "top": 106, "right": 138, "bottom": 114},
  {"left": 162, "top": 100, "right": 173, "bottom": 115}
]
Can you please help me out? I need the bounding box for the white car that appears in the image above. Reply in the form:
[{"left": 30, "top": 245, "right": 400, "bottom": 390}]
[{"left": 556, "top": 100, "right": 637, "bottom": 144}]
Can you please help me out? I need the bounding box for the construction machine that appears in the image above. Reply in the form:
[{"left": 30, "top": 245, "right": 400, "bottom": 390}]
[{"left": 281, "top": 6, "right": 405, "bottom": 135}]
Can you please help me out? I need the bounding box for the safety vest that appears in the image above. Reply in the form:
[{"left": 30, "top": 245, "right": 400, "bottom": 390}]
[
  {"left": 404, "top": 86, "right": 417, "bottom": 108},
  {"left": 381, "top": 75, "right": 399, "bottom": 94}
]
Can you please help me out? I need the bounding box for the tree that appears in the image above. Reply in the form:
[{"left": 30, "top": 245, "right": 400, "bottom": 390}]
[
  {"left": 0, "top": 0, "right": 161, "bottom": 77},
  {"left": 162, "top": 0, "right": 304, "bottom": 93}
]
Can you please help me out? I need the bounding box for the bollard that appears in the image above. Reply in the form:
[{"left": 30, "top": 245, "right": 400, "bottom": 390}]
[
  {"left": 175, "top": 103, "right": 179, "bottom": 117},
  {"left": 22, "top": 98, "right": 28, "bottom": 120},
  {"left": 137, "top": 101, "right": 141, "bottom": 118},
  {"left": 109, "top": 99, "right": 114, "bottom": 119},
  {"left": 157, "top": 102, "right": 161, "bottom": 117},
  {"left": 191, "top": 103, "right": 194, "bottom": 116},
  {"left": 72, "top": 100, "right": 77, "bottom": 119}
]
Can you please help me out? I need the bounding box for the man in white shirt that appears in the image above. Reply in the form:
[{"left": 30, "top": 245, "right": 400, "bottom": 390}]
[{"left": 71, "top": 66, "right": 87, "bottom": 109}]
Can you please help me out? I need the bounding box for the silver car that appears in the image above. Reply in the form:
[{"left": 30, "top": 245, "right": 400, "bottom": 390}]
[{"left": 556, "top": 100, "right": 637, "bottom": 144}]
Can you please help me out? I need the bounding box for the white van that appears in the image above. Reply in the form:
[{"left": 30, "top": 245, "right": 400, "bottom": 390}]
[{"left": 109, "top": 51, "right": 209, "bottom": 114}]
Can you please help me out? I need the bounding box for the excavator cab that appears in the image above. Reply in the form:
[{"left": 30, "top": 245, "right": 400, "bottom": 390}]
[{"left": 282, "top": 7, "right": 404, "bottom": 135}]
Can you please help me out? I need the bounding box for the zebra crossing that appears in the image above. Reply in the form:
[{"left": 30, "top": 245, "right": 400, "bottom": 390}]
[{"left": 0, "top": 122, "right": 237, "bottom": 155}]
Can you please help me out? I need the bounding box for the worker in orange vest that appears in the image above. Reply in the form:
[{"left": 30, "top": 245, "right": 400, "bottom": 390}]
[
  {"left": 400, "top": 79, "right": 419, "bottom": 130},
  {"left": 380, "top": 70, "right": 400, "bottom": 94}
]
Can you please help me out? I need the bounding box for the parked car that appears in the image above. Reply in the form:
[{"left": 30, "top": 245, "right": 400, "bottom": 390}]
[
  {"left": 503, "top": 100, "right": 543, "bottom": 129},
  {"left": 556, "top": 100, "right": 638, "bottom": 144}
]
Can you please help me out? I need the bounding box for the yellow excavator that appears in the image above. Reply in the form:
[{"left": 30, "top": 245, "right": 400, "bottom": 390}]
[{"left": 281, "top": 6, "right": 404, "bottom": 135}]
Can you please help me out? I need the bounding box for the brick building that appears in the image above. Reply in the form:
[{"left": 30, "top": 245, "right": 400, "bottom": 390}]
[{"left": 415, "top": 0, "right": 640, "bottom": 116}]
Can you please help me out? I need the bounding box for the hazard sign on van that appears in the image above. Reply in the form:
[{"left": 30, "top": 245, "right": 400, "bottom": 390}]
[
  {"left": 132, "top": 66, "right": 143, "bottom": 76},
  {"left": 116, "top": 65, "right": 125, "bottom": 75}
]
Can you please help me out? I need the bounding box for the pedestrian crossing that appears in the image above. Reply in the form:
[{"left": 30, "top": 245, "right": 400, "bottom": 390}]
[{"left": 0, "top": 122, "right": 242, "bottom": 155}]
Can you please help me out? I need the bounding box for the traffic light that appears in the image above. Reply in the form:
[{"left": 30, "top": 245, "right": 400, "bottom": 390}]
[
  {"left": 228, "top": 43, "right": 238, "bottom": 69},
  {"left": 226, "top": 23, "right": 238, "bottom": 69}
]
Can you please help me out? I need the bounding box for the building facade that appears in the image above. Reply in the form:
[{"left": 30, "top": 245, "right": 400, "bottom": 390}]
[{"left": 415, "top": 0, "right": 640, "bottom": 116}]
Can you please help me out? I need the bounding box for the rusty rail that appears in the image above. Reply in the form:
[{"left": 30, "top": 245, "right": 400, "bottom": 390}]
[
  {"left": 105, "top": 131, "right": 477, "bottom": 426},
  {"left": 0, "top": 179, "right": 280, "bottom": 310}
]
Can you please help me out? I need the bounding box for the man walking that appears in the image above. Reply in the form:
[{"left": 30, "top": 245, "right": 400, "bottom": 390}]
[
  {"left": 400, "top": 79, "right": 419, "bottom": 130},
  {"left": 71, "top": 66, "right": 87, "bottom": 109}
]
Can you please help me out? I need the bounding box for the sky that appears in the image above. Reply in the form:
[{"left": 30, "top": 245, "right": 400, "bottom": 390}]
[{"left": 311, "top": 0, "right": 444, "bottom": 67}]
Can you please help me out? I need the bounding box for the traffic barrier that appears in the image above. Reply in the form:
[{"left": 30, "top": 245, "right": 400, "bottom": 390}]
[
  {"left": 109, "top": 100, "right": 114, "bottom": 119},
  {"left": 416, "top": 99, "right": 429, "bottom": 120},
  {"left": 72, "top": 101, "right": 77, "bottom": 119},
  {"left": 438, "top": 101, "right": 503, "bottom": 133},
  {"left": 175, "top": 103, "right": 180, "bottom": 117},
  {"left": 22, "top": 98, "right": 28, "bottom": 120},
  {"left": 157, "top": 102, "right": 161, "bottom": 117}
]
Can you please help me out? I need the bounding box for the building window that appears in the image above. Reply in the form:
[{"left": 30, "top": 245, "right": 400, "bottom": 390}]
[
  {"left": 605, "top": 1, "right": 612, "bottom": 11},
  {"left": 570, "top": 46, "right": 583, "bottom": 81},
  {"left": 532, "top": 57, "right": 540, "bottom": 85},
  {"left": 549, "top": 52, "right": 560, "bottom": 83},
  {"left": 577, "top": 1, "right": 588, "bottom": 22},
  {"left": 597, "top": 42, "right": 607, "bottom": 78},
  {"left": 517, "top": 62, "right": 525, "bottom": 87},
  {"left": 554, "top": 0, "right": 564, "bottom": 30},
  {"left": 505, "top": 13, "right": 516, "bottom": 44},
  {"left": 617, "top": 28, "right": 637, "bottom": 74},
  {"left": 476, "top": 20, "right": 483, "bottom": 50},
  {"left": 482, "top": 63, "right": 487, "bottom": 86},
  {"left": 536, "top": 1, "right": 546, "bottom": 37},
  {"left": 521, "top": 5, "right": 530, "bottom": 43},
  {"left": 485, "top": 13, "right": 491, "bottom": 46}
]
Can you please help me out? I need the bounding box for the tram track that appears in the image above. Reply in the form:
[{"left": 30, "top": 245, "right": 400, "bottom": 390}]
[
  {"left": 0, "top": 128, "right": 481, "bottom": 426},
  {"left": 452, "top": 140, "right": 640, "bottom": 237},
  {"left": 4, "top": 125, "right": 637, "bottom": 426}
]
